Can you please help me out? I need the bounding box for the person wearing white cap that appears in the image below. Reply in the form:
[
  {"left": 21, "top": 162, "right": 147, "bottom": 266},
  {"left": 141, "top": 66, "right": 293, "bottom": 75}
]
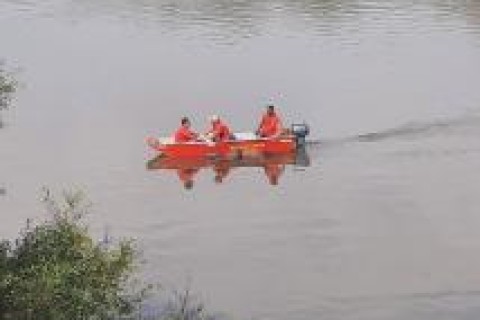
[{"left": 206, "top": 114, "right": 232, "bottom": 142}]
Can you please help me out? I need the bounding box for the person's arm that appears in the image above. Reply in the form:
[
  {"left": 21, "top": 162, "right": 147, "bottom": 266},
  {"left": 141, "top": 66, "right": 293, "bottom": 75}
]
[
  {"left": 273, "top": 117, "right": 283, "bottom": 138},
  {"left": 182, "top": 129, "right": 198, "bottom": 142},
  {"left": 203, "top": 127, "right": 216, "bottom": 141},
  {"left": 256, "top": 115, "right": 266, "bottom": 135}
]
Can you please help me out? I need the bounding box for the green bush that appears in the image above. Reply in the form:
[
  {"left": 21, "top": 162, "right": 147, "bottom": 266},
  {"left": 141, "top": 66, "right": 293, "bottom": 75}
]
[{"left": 0, "top": 190, "right": 147, "bottom": 320}]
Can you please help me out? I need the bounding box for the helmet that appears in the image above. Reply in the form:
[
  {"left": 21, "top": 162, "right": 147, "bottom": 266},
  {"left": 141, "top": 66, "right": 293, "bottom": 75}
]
[{"left": 209, "top": 115, "right": 220, "bottom": 122}]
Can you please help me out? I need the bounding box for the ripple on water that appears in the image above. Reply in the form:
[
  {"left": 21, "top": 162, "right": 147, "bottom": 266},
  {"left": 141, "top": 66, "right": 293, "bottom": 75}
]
[{"left": 4, "top": 0, "right": 480, "bottom": 44}]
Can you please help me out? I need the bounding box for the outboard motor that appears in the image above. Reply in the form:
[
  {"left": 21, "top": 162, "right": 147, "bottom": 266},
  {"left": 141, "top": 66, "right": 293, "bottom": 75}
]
[{"left": 291, "top": 123, "right": 310, "bottom": 148}]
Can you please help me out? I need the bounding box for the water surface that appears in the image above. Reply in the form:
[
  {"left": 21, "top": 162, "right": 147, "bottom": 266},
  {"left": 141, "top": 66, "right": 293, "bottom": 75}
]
[{"left": 1, "top": 0, "right": 480, "bottom": 319}]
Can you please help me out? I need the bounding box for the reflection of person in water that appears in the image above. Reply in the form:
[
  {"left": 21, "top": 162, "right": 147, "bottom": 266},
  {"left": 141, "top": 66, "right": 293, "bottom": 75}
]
[
  {"left": 176, "top": 168, "right": 200, "bottom": 190},
  {"left": 263, "top": 163, "right": 285, "bottom": 186},
  {"left": 213, "top": 161, "right": 231, "bottom": 184}
]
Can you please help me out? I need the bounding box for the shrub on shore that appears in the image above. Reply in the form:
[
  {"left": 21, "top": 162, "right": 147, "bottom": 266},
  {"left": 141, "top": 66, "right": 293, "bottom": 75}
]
[{"left": 0, "top": 190, "right": 147, "bottom": 319}]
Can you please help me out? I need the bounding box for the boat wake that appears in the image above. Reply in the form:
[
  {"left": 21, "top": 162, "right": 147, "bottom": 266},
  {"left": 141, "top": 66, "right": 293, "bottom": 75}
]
[
  {"left": 308, "top": 112, "right": 480, "bottom": 148},
  {"left": 356, "top": 114, "right": 480, "bottom": 143}
]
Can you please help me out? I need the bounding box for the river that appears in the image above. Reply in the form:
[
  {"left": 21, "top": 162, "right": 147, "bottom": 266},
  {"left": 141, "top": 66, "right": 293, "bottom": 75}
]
[{"left": 1, "top": 0, "right": 480, "bottom": 319}]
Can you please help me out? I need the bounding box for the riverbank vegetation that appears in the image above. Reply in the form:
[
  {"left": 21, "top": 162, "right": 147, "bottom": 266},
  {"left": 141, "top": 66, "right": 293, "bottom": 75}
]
[
  {"left": 0, "top": 190, "right": 218, "bottom": 320},
  {"left": 0, "top": 190, "right": 147, "bottom": 319}
]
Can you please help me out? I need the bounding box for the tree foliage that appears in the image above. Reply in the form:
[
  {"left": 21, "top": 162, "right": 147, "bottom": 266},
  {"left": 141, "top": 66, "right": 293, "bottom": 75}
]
[{"left": 0, "top": 190, "right": 146, "bottom": 320}]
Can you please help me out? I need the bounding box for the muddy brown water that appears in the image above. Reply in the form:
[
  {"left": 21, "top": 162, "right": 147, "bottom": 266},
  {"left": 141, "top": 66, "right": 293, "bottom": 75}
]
[{"left": 1, "top": 0, "right": 480, "bottom": 319}]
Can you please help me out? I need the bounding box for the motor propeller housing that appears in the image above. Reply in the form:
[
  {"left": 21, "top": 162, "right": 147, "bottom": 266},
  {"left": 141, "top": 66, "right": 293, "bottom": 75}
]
[{"left": 291, "top": 123, "right": 310, "bottom": 147}]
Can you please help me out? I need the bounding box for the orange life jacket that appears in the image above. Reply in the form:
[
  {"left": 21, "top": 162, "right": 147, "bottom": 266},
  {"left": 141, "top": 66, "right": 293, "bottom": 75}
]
[
  {"left": 210, "top": 121, "right": 231, "bottom": 142},
  {"left": 259, "top": 113, "right": 282, "bottom": 137},
  {"left": 174, "top": 126, "right": 197, "bottom": 143}
]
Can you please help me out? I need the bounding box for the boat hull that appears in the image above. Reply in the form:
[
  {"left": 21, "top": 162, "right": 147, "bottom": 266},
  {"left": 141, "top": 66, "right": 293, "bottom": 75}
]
[{"left": 147, "top": 136, "right": 297, "bottom": 159}]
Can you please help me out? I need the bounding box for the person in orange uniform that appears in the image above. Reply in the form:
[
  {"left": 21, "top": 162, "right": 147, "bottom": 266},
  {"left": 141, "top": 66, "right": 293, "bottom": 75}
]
[
  {"left": 263, "top": 163, "right": 285, "bottom": 186},
  {"left": 212, "top": 160, "right": 231, "bottom": 184},
  {"left": 256, "top": 105, "right": 283, "bottom": 138},
  {"left": 176, "top": 167, "right": 199, "bottom": 190},
  {"left": 206, "top": 115, "right": 232, "bottom": 142},
  {"left": 174, "top": 117, "right": 198, "bottom": 143}
]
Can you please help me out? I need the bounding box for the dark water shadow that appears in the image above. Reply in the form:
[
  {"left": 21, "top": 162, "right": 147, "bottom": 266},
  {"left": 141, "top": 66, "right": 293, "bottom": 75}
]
[
  {"left": 0, "top": 62, "right": 18, "bottom": 130},
  {"left": 147, "top": 147, "right": 310, "bottom": 189}
]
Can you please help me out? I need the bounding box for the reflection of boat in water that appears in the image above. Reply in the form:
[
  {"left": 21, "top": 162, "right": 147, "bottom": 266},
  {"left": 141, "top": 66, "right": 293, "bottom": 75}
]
[{"left": 146, "top": 146, "right": 310, "bottom": 189}]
